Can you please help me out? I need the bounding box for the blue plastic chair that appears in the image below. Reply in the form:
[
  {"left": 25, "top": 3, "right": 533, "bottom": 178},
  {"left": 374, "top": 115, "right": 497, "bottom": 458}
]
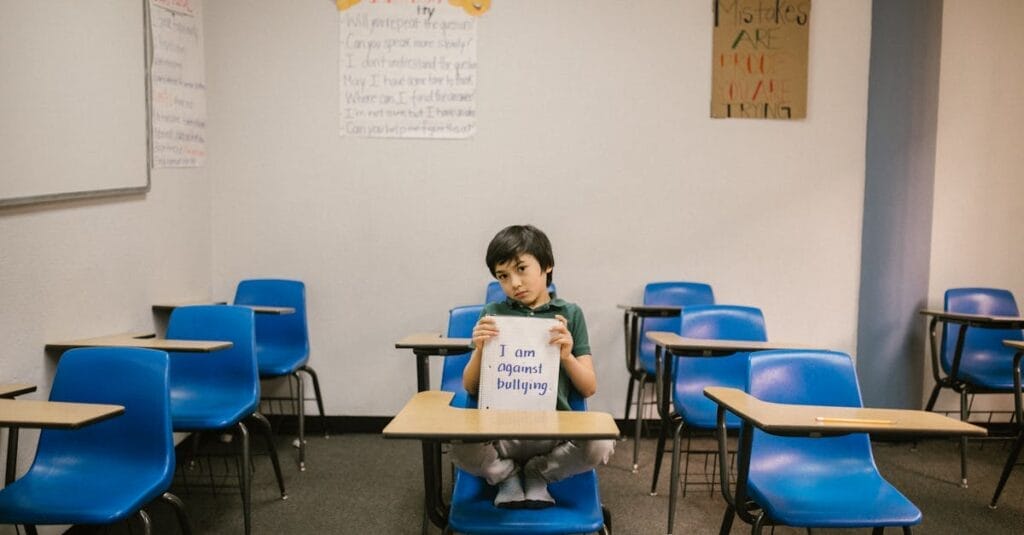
[
  {"left": 234, "top": 279, "right": 327, "bottom": 471},
  {"left": 485, "top": 281, "right": 557, "bottom": 304},
  {"left": 445, "top": 390, "right": 610, "bottom": 535},
  {"left": 438, "top": 306, "right": 610, "bottom": 534},
  {"left": 924, "top": 287, "right": 1023, "bottom": 488},
  {"left": 166, "top": 305, "right": 287, "bottom": 535},
  {"left": 0, "top": 347, "right": 191, "bottom": 535},
  {"left": 716, "top": 350, "right": 921, "bottom": 534},
  {"left": 439, "top": 304, "right": 484, "bottom": 394},
  {"left": 662, "top": 305, "right": 765, "bottom": 533},
  {"left": 626, "top": 282, "right": 715, "bottom": 474}
]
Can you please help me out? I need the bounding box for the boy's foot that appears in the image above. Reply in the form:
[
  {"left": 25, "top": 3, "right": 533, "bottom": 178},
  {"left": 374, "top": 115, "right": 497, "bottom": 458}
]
[
  {"left": 493, "top": 474, "right": 526, "bottom": 508},
  {"left": 522, "top": 459, "right": 555, "bottom": 509}
]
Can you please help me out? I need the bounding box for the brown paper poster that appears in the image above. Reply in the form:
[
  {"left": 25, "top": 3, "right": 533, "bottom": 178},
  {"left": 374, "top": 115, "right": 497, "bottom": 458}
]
[{"left": 711, "top": 0, "right": 811, "bottom": 119}]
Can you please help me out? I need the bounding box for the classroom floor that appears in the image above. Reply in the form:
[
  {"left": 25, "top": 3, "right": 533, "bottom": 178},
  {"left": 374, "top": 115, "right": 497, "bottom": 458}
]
[{"left": 69, "top": 431, "right": 1024, "bottom": 534}]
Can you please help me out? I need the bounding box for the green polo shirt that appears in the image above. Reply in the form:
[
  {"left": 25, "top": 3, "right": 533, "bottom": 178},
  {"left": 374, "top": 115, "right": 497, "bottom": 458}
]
[{"left": 481, "top": 297, "right": 591, "bottom": 411}]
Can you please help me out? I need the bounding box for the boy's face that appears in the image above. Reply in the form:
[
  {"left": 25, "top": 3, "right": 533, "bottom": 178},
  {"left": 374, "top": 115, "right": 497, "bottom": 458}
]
[{"left": 493, "top": 253, "right": 552, "bottom": 309}]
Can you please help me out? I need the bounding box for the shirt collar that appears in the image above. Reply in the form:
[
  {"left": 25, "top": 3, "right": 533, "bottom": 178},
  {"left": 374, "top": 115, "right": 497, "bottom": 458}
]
[{"left": 505, "top": 296, "right": 567, "bottom": 313}]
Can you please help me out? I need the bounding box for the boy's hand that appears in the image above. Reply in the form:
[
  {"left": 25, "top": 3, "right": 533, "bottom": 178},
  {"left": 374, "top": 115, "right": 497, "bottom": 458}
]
[
  {"left": 472, "top": 316, "right": 499, "bottom": 348},
  {"left": 550, "top": 314, "right": 574, "bottom": 360}
]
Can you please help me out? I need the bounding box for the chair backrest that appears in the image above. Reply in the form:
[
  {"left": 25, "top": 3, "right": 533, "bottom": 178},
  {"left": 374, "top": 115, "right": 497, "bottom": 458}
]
[
  {"left": 34, "top": 347, "right": 174, "bottom": 486},
  {"left": 234, "top": 279, "right": 310, "bottom": 358},
  {"left": 673, "top": 304, "right": 764, "bottom": 428},
  {"left": 485, "top": 281, "right": 558, "bottom": 304},
  {"left": 166, "top": 305, "right": 260, "bottom": 414},
  {"left": 941, "top": 288, "right": 1022, "bottom": 374},
  {"left": 440, "top": 304, "right": 484, "bottom": 394},
  {"left": 637, "top": 282, "right": 715, "bottom": 375},
  {"left": 746, "top": 350, "right": 875, "bottom": 480}
]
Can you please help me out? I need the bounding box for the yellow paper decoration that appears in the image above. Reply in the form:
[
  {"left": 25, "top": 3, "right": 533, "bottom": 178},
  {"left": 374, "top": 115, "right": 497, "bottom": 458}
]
[
  {"left": 336, "top": 0, "right": 362, "bottom": 11},
  {"left": 449, "top": 0, "right": 490, "bottom": 17}
]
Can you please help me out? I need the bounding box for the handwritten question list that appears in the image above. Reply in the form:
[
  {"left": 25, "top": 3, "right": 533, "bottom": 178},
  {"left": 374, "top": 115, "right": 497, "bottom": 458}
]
[
  {"left": 149, "top": 0, "right": 206, "bottom": 167},
  {"left": 339, "top": 1, "right": 477, "bottom": 138}
]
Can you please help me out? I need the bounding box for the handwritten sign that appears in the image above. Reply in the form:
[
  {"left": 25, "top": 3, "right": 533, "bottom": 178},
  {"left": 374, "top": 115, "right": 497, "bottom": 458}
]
[
  {"left": 149, "top": 0, "right": 206, "bottom": 167},
  {"left": 711, "top": 0, "right": 811, "bottom": 119},
  {"left": 339, "top": 0, "right": 477, "bottom": 138},
  {"left": 479, "top": 316, "right": 560, "bottom": 411}
]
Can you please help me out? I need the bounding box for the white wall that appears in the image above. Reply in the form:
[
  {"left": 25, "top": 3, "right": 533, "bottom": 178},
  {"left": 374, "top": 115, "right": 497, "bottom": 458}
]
[
  {"left": 0, "top": 168, "right": 210, "bottom": 534},
  {"left": 204, "top": 0, "right": 873, "bottom": 415},
  {"left": 926, "top": 0, "right": 1024, "bottom": 411}
]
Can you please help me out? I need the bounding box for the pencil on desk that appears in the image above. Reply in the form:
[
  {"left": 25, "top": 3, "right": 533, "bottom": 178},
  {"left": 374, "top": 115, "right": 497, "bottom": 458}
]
[{"left": 815, "top": 416, "right": 894, "bottom": 425}]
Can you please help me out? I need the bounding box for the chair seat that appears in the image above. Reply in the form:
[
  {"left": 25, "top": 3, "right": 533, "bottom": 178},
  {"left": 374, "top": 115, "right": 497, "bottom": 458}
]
[
  {"left": 749, "top": 441, "right": 922, "bottom": 528},
  {"left": 0, "top": 460, "right": 170, "bottom": 525},
  {"left": 171, "top": 390, "right": 257, "bottom": 430},
  {"left": 256, "top": 344, "right": 308, "bottom": 377},
  {"left": 448, "top": 469, "right": 605, "bottom": 535},
  {"left": 953, "top": 349, "right": 1018, "bottom": 390}
]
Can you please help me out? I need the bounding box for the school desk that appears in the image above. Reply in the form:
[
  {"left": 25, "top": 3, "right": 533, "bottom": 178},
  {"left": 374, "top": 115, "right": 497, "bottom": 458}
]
[
  {"left": 383, "top": 390, "right": 618, "bottom": 530},
  {"left": 701, "top": 386, "right": 987, "bottom": 533},
  {"left": 644, "top": 331, "right": 812, "bottom": 430},
  {"left": 0, "top": 385, "right": 36, "bottom": 399},
  {"left": 703, "top": 386, "right": 988, "bottom": 437},
  {"left": 393, "top": 333, "right": 473, "bottom": 528},
  {"left": 394, "top": 332, "right": 473, "bottom": 392},
  {"left": 152, "top": 301, "right": 295, "bottom": 315},
  {"left": 46, "top": 332, "right": 232, "bottom": 354},
  {"left": 1, "top": 397, "right": 125, "bottom": 485},
  {"left": 919, "top": 308, "right": 1024, "bottom": 401},
  {"left": 618, "top": 304, "right": 682, "bottom": 380},
  {"left": 0, "top": 381, "right": 36, "bottom": 481}
]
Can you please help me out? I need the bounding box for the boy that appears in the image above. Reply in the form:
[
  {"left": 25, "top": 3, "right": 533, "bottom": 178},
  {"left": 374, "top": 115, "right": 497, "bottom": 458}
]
[{"left": 452, "top": 224, "right": 615, "bottom": 509}]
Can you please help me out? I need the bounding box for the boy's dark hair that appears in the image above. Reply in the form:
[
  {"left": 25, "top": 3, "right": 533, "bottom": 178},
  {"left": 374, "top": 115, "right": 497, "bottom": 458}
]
[{"left": 486, "top": 225, "right": 555, "bottom": 286}]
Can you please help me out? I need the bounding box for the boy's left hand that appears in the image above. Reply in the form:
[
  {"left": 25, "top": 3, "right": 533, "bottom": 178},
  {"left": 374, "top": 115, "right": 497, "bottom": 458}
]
[{"left": 550, "top": 314, "right": 574, "bottom": 360}]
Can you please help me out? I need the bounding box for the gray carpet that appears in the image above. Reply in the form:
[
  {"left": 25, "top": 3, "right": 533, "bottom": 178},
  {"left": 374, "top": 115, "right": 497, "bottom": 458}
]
[{"left": 74, "top": 433, "right": 1024, "bottom": 534}]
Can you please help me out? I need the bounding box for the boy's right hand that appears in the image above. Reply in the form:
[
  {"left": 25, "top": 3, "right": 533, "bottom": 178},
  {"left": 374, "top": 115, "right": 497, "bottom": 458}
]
[{"left": 472, "top": 316, "right": 499, "bottom": 348}]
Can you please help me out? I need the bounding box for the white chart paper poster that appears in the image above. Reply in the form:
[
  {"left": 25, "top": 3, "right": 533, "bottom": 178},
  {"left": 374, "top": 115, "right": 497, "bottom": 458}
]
[
  {"left": 339, "top": 0, "right": 477, "bottom": 139},
  {"left": 479, "top": 316, "right": 560, "bottom": 411},
  {"left": 149, "top": 0, "right": 207, "bottom": 167}
]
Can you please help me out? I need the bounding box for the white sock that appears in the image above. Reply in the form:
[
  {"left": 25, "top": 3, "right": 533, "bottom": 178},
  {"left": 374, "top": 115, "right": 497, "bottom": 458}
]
[
  {"left": 522, "top": 458, "right": 555, "bottom": 508},
  {"left": 493, "top": 473, "right": 525, "bottom": 508}
]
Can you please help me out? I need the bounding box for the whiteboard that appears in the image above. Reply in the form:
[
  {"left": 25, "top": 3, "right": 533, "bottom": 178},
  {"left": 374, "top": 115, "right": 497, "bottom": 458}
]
[{"left": 0, "top": 0, "right": 150, "bottom": 207}]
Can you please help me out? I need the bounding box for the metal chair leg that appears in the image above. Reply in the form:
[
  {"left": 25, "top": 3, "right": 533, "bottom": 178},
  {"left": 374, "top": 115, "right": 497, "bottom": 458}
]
[
  {"left": 250, "top": 411, "right": 288, "bottom": 499},
  {"left": 624, "top": 375, "right": 636, "bottom": 421},
  {"left": 990, "top": 431, "right": 1024, "bottom": 508},
  {"left": 632, "top": 377, "right": 647, "bottom": 473},
  {"left": 290, "top": 371, "right": 307, "bottom": 471},
  {"left": 159, "top": 491, "right": 193, "bottom": 535},
  {"left": 299, "top": 365, "right": 328, "bottom": 438},
  {"left": 137, "top": 508, "right": 153, "bottom": 535},
  {"left": 752, "top": 511, "right": 768, "bottom": 535},
  {"left": 959, "top": 390, "right": 969, "bottom": 487},
  {"left": 924, "top": 383, "right": 942, "bottom": 412},
  {"left": 236, "top": 421, "right": 252, "bottom": 535},
  {"left": 650, "top": 413, "right": 670, "bottom": 495},
  {"left": 667, "top": 419, "right": 685, "bottom": 535},
  {"left": 718, "top": 504, "right": 735, "bottom": 535}
]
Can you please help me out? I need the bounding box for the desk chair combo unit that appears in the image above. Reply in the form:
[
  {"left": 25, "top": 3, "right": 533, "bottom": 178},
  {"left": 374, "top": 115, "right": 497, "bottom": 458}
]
[
  {"left": 444, "top": 391, "right": 611, "bottom": 535},
  {"left": 234, "top": 279, "right": 328, "bottom": 472},
  {"left": 920, "top": 287, "right": 1024, "bottom": 489},
  {"left": 0, "top": 347, "right": 191, "bottom": 535},
  {"left": 706, "top": 350, "right": 985, "bottom": 535},
  {"left": 653, "top": 305, "right": 766, "bottom": 533},
  {"left": 620, "top": 281, "right": 715, "bottom": 473},
  {"left": 393, "top": 303, "right": 612, "bottom": 535},
  {"left": 166, "top": 305, "right": 287, "bottom": 535}
]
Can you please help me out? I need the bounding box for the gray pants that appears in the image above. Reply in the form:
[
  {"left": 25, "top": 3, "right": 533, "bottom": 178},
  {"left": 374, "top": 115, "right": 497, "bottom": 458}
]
[{"left": 450, "top": 439, "right": 616, "bottom": 485}]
